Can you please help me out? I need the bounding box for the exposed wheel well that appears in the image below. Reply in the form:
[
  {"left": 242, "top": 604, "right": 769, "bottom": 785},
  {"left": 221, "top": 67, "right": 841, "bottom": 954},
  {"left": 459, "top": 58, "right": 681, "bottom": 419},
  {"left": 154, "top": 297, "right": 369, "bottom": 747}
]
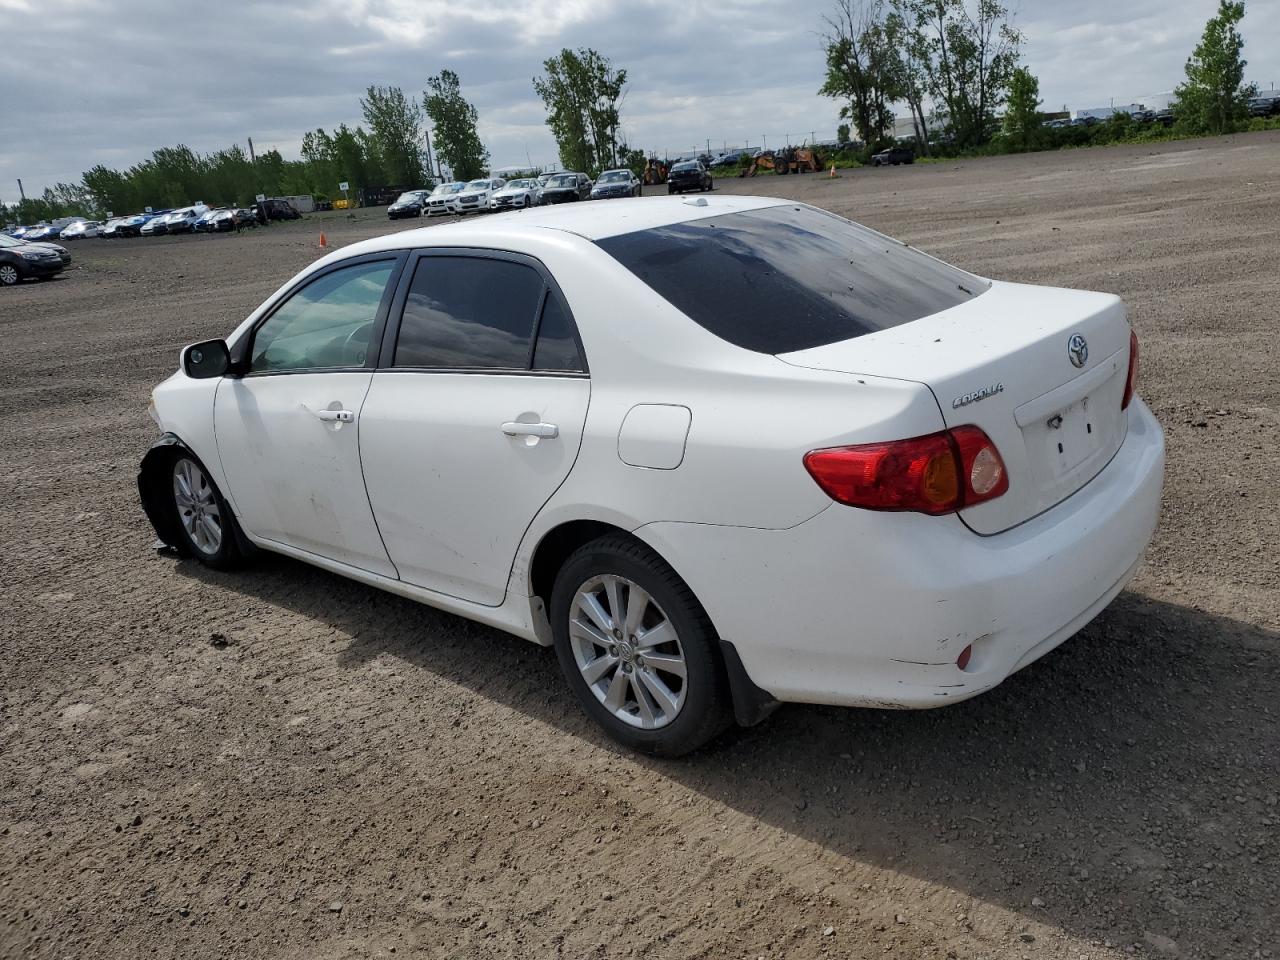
[{"left": 528, "top": 520, "right": 632, "bottom": 607}]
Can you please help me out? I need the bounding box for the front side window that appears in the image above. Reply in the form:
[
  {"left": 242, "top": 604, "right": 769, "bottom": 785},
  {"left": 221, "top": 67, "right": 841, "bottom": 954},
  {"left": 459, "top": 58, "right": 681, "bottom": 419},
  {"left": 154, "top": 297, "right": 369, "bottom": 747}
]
[
  {"left": 250, "top": 260, "right": 395, "bottom": 372},
  {"left": 394, "top": 257, "right": 545, "bottom": 369}
]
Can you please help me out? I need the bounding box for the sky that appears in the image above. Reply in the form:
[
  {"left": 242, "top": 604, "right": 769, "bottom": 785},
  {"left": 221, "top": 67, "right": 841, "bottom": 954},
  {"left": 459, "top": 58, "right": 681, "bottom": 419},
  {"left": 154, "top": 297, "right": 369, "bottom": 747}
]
[{"left": 2, "top": 0, "right": 1278, "bottom": 206}]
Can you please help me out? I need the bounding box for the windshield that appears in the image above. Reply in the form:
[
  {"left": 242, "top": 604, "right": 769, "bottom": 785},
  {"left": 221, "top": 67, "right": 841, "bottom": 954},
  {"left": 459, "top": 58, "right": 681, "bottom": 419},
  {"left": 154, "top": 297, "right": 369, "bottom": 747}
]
[
  {"left": 506, "top": 179, "right": 536, "bottom": 189},
  {"left": 393, "top": 192, "right": 421, "bottom": 203},
  {"left": 443, "top": 182, "right": 466, "bottom": 194},
  {"left": 466, "top": 179, "right": 490, "bottom": 190},
  {"left": 672, "top": 162, "right": 697, "bottom": 172},
  {"left": 598, "top": 171, "right": 630, "bottom": 183},
  {"left": 597, "top": 204, "right": 988, "bottom": 354},
  {"left": 0, "top": 234, "right": 23, "bottom": 247},
  {"left": 547, "top": 175, "right": 576, "bottom": 187}
]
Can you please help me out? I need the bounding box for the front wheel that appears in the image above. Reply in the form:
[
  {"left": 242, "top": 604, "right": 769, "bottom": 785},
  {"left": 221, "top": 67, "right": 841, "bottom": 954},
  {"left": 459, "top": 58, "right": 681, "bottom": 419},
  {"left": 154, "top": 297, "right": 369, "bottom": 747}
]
[
  {"left": 169, "top": 454, "right": 243, "bottom": 569},
  {"left": 0, "top": 263, "right": 21, "bottom": 286},
  {"left": 551, "top": 535, "right": 731, "bottom": 756}
]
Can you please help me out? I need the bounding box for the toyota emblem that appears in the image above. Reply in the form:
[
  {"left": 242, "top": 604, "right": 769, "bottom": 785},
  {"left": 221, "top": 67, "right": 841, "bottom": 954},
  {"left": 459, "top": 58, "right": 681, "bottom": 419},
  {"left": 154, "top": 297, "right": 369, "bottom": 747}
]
[{"left": 1067, "top": 333, "right": 1088, "bottom": 368}]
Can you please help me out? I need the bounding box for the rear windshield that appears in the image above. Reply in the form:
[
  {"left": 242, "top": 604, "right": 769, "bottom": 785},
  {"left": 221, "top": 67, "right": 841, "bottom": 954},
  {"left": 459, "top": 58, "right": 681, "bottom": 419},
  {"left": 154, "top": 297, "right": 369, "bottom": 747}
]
[{"left": 596, "top": 204, "right": 988, "bottom": 353}]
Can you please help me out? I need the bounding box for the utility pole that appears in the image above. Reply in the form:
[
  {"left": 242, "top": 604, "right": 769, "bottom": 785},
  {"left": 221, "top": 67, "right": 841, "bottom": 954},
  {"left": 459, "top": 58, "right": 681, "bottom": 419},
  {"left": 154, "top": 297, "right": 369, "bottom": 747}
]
[
  {"left": 247, "top": 137, "right": 256, "bottom": 163},
  {"left": 424, "top": 127, "right": 436, "bottom": 185},
  {"left": 16, "top": 179, "right": 26, "bottom": 202}
]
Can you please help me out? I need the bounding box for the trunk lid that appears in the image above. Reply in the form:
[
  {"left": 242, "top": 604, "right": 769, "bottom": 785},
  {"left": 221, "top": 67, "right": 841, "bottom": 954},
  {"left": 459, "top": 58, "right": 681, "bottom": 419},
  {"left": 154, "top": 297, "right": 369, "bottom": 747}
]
[{"left": 778, "top": 280, "right": 1132, "bottom": 534}]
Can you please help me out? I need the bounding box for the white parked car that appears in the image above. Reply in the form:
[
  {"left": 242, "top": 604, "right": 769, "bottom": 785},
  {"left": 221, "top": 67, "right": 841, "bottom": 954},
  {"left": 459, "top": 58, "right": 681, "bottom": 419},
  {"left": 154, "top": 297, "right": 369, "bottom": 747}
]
[
  {"left": 489, "top": 178, "right": 542, "bottom": 211},
  {"left": 59, "top": 220, "right": 102, "bottom": 239},
  {"left": 163, "top": 204, "right": 211, "bottom": 234},
  {"left": 448, "top": 177, "right": 505, "bottom": 215},
  {"left": 425, "top": 182, "right": 466, "bottom": 217},
  {"left": 139, "top": 196, "right": 1164, "bottom": 756}
]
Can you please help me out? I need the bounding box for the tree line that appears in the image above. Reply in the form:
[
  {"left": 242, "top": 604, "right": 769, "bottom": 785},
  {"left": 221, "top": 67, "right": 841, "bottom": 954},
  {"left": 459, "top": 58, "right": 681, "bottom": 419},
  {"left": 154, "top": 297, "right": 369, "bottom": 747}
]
[
  {"left": 821, "top": 0, "right": 1263, "bottom": 158},
  {"left": 3, "top": 50, "right": 632, "bottom": 224}
]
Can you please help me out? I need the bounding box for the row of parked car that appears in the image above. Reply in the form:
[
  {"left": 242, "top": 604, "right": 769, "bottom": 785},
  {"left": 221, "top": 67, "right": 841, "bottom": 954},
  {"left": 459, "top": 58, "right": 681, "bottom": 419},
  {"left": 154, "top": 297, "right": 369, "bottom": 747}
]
[
  {"left": 5, "top": 198, "right": 303, "bottom": 246},
  {"left": 387, "top": 169, "right": 644, "bottom": 219}
]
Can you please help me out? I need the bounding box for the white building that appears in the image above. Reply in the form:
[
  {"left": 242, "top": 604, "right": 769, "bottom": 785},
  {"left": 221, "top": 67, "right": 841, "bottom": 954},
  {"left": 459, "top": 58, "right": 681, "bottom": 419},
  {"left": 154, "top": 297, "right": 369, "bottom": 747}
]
[{"left": 1074, "top": 103, "right": 1148, "bottom": 120}]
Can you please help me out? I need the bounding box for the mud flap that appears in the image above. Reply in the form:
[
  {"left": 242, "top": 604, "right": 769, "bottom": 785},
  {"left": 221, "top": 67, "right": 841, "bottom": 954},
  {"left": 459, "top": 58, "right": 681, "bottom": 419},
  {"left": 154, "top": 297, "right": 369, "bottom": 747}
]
[{"left": 719, "top": 639, "right": 780, "bottom": 727}]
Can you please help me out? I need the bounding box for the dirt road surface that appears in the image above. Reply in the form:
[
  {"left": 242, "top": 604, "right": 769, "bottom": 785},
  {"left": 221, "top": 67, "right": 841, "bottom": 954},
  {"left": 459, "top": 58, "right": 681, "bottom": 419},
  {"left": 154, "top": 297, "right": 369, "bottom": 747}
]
[{"left": 2, "top": 132, "right": 1278, "bottom": 960}]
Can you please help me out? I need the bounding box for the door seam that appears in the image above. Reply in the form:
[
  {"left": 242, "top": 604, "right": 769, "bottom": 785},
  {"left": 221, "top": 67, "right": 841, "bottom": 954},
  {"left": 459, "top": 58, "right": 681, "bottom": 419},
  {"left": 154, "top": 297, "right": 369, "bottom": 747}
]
[{"left": 355, "top": 372, "right": 402, "bottom": 581}]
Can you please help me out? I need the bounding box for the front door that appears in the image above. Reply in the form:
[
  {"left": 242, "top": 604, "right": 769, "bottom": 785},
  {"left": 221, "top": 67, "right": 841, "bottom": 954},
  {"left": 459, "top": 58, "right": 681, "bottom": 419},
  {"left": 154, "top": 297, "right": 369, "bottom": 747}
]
[
  {"left": 359, "top": 250, "right": 591, "bottom": 605},
  {"left": 214, "top": 255, "right": 402, "bottom": 577}
]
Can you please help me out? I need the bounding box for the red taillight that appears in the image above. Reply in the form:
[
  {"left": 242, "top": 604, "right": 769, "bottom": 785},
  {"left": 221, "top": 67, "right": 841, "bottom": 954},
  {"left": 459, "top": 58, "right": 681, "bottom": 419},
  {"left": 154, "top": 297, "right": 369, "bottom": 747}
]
[
  {"left": 1121, "top": 329, "right": 1139, "bottom": 410},
  {"left": 804, "top": 425, "right": 1008, "bottom": 515}
]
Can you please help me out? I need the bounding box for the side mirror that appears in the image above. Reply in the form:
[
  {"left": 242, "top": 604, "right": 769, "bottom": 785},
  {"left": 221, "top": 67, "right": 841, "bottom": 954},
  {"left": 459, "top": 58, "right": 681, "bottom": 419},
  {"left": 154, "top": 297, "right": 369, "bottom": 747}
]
[{"left": 183, "top": 338, "right": 230, "bottom": 379}]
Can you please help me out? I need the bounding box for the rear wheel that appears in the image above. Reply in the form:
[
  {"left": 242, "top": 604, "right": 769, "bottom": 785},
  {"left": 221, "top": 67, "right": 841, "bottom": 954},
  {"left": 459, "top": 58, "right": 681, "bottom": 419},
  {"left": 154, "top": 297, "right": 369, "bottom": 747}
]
[
  {"left": 169, "top": 454, "right": 242, "bottom": 570},
  {"left": 551, "top": 535, "right": 731, "bottom": 756}
]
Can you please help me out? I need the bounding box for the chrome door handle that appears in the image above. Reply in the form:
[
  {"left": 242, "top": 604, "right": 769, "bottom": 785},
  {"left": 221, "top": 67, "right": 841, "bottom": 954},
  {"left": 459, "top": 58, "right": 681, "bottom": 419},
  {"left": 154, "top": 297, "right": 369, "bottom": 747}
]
[
  {"left": 502, "top": 421, "right": 558, "bottom": 439},
  {"left": 315, "top": 409, "right": 354, "bottom": 423}
]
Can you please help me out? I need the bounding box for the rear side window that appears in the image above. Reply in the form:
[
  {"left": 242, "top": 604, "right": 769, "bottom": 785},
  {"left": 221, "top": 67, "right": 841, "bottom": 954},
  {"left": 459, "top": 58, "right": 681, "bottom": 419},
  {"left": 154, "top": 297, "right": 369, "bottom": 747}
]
[
  {"left": 596, "top": 205, "right": 989, "bottom": 354},
  {"left": 392, "top": 255, "right": 584, "bottom": 374},
  {"left": 532, "top": 295, "right": 584, "bottom": 373},
  {"left": 394, "top": 257, "right": 544, "bottom": 369}
]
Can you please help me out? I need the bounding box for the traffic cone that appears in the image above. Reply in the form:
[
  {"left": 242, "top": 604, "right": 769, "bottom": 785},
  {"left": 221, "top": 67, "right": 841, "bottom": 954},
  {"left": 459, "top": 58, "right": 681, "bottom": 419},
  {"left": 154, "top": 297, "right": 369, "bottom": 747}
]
[
  {"left": 829, "top": 163, "right": 838, "bottom": 178},
  {"left": 319, "top": 232, "right": 328, "bottom": 248}
]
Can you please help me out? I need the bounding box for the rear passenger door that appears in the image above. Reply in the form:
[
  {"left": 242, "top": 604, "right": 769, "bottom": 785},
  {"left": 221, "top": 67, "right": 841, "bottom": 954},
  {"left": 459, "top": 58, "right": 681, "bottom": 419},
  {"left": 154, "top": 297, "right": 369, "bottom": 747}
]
[{"left": 358, "top": 249, "right": 590, "bottom": 606}]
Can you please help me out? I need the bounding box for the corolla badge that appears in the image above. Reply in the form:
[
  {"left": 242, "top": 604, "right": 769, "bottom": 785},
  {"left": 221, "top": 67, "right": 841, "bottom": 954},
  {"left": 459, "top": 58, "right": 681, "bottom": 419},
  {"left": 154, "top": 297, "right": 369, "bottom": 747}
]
[
  {"left": 952, "top": 382, "right": 1004, "bottom": 409},
  {"left": 1068, "top": 333, "right": 1089, "bottom": 368}
]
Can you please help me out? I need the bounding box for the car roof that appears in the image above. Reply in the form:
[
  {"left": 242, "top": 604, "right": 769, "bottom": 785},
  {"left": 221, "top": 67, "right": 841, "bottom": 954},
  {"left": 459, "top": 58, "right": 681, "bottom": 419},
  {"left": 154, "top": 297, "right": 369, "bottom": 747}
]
[{"left": 338, "top": 195, "right": 789, "bottom": 251}]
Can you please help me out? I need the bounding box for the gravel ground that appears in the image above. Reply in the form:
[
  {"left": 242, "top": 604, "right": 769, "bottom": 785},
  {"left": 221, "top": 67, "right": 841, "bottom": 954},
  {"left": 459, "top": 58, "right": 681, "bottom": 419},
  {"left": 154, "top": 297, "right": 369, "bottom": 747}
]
[{"left": 2, "top": 131, "right": 1277, "bottom": 960}]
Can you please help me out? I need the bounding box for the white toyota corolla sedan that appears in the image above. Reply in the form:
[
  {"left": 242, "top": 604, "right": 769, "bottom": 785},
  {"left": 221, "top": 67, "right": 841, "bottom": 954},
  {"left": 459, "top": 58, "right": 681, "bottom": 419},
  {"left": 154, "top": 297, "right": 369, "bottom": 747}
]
[{"left": 139, "top": 195, "right": 1165, "bottom": 755}]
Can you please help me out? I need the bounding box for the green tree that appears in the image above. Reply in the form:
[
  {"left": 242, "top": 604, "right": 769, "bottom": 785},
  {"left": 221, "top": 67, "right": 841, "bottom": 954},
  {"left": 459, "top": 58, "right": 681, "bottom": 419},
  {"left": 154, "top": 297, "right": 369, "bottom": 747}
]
[
  {"left": 911, "top": 0, "right": 1023, "bottom": 149},
  {"left": 1173, "top": 0, "right": 1254, "bottom": 135},
  {"left": 1002, "top": 66, "right": 1041, "bottom": 149},
  {"left": 534, "top": 49, "right": 627, "bottom": 174},
  {"left": 424, "top": 70, "right": 489, "bottom": 181},
  {"left": 820, "top": 0, "right": 899, "bottom": 147},
  {"left": 886, "top": 0, "right": 934, "bottom": 153},
  {"left": 361, "top": 85, "right": 429, "bottom": 185},
  {"left": 619, "top": 144, "right": 647, "bottom": 178}
]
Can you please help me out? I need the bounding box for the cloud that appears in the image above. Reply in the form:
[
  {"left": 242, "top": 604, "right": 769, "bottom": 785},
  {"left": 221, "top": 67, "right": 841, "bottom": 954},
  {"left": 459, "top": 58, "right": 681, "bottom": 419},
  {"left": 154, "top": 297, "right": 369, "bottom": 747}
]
[{"left": 2, "top": 0, "right": 1277, "bottom": 205}]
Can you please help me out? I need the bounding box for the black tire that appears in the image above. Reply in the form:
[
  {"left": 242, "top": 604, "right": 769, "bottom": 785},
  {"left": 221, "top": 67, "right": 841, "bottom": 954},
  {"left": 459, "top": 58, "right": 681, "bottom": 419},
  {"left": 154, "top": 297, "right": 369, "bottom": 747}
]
[
  {"left": 0, "top": 263, "right": 25, "bottom": 286},
  {"left": 550, "top": 534, "right": 732, "bottom": 757},
  {"left": 668, "top": 185, "right": 676, "bottom": 194},
  {"left": 168, "top": 452, "right": 244, "bottom": 570}
]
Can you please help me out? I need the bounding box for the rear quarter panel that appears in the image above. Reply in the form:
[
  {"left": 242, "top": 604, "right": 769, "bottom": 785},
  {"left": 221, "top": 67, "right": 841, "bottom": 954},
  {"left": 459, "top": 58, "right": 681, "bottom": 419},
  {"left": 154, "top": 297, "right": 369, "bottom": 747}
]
[{"left": 509, "top": 236, "right": 946, "bottom": 590}]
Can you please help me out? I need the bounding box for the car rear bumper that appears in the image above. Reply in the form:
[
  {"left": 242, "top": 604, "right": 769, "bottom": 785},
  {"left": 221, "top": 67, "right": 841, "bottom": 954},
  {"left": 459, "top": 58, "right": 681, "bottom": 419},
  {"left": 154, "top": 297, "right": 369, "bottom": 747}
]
[{"left": 637, "top": 398, "right": 1165, "bottom": 709}]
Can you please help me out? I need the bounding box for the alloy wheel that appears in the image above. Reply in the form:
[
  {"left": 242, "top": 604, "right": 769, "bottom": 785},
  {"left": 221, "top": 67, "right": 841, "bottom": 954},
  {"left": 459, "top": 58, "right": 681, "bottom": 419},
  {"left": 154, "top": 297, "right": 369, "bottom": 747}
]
[
  {"left": 0, "top": 264, "right": 19, "bottom": 285},
  {"left": 569, "top": 574, "right": 688, "bottom": 729},
  {"left": 173, "top": 458, "right": 223, "bottom": 555}
]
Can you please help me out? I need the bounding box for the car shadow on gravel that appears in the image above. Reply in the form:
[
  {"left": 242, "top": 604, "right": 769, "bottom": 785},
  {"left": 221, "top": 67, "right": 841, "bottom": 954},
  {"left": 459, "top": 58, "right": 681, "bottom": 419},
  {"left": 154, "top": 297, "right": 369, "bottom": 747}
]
[{"left": 179, "top": 554, "right": 1279, "bottom": 952}]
